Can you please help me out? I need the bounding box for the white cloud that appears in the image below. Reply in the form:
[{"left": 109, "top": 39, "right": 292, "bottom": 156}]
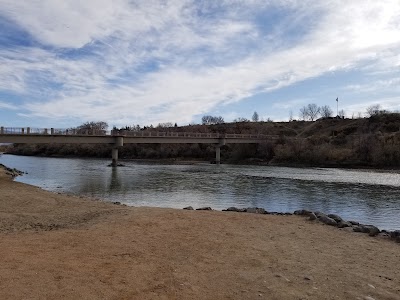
[
  {"left": 0, "top": 101, "right": 18, "bottom": 110},
  {"left": 0, "top": 0, "right": 400, "bottom": 126}
]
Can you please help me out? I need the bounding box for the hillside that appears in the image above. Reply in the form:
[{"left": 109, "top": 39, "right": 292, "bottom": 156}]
[{"left": 6, "top": 113, "right": 400, "bottom": 168}]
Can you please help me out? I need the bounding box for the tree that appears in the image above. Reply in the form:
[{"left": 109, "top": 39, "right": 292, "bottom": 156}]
[
  {"left": 201, "top": 115, "right": 224, "bottom": 125},
  {"left": 299, "top": 106, "right": 308, "bottom": 120},
  {"left": 233, "top": 117, "right": 250, "bottom": 122},
  {"left": 306, "top": 103, "right": 320, "bottom": 121},
  {"left": 252, "top": 111, "right": 259, "bottom": 122},
  {"left": 366, "top": 104, "right": 381, "bottom": 117},
  {"left": 157, "top": 122, "right": 174, "bottom": 128},
  {"left": 76, "top": 121, "right": 108, "bottom": 135},
  {"left": 299, "top": 104, "right": 320, "bottom": 121},
  {"left": 338, "top": 109, "right": 345, "bottom": 119},
  {"left": 320, "top": 105, "right": 333, "bottom": 118}
]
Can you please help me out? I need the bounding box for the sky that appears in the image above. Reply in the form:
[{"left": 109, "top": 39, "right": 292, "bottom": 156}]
[{"left": 0, "top": 0, "right": 400, "bottom": 129}]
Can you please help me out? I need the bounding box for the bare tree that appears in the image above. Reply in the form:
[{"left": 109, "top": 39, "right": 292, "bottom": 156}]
[
  {"left": 300, "top": 104, "right": 320, "bottom": 121},
  {"left": 76, "top": 121, "right": 108, "bottom": 135},
  {"left": 202, "top": 115, "right": 225, "bottom": 125},
  {"left": 307, "top": 103, "right": 321, "bottom": 121},
  {"left": 299, "top": 106, "right": 308, "bottom": 120},
  {"left": 289, "top": 110, "right": 293, "bottom": 122},
  {"left": 157, "top": 122, "right": 174, "bottom": 128},
  {"left": 338, "top": 109, "right": 345, "bottom": 119},
  {"left": 320, "top": 105, "right": 333, "bottom": 118},
  {"left": 366, "top": 104, "right": 381, "bottom": 117},
  {"left": 252, "top": 111, "right": 259, "bottom": 122},
  {"left": 233, "top": 117, "right": 250, "bottom": 122}
]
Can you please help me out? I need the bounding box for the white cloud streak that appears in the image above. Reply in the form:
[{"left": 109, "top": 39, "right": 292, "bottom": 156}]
[{"left": 0, "top": 0, "right": 399, "bottom": 126}]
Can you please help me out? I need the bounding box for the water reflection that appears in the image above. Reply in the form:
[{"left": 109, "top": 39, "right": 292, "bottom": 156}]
[{"left": 1, "top": 154, "right": 400, "bottom": 230}]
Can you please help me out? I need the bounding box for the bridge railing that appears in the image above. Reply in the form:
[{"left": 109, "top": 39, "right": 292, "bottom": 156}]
[{"left": 0, "top": 127, "right": 271, "bottom": 139}]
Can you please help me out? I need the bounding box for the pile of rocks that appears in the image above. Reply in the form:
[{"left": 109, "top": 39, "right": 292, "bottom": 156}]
[
  {"left": 182, "top": 206, "right": 400, "bottom": 243},
  {"left": 0, "top": 164, "right": 24, "bottom": 177},
  {"left": 293, "top": 209, "right": 400, "bottom": 243}
]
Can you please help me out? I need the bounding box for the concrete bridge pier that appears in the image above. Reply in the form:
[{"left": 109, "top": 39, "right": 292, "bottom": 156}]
[
  {"left": 111, "top": 136, "right": 124, "bottom": 167},
  {"left": 215, "top": 146, "right": 221, "bottom": 164},
  {"left": 215, "top": 138, "right": 226, "bottom": 165},
  {"left": 111, "top": 148, "right": 119, "bottom": 167}
]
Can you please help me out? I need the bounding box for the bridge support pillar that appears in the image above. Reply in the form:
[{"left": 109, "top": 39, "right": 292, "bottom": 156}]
[
  {"left": 0, "top": 127, "right": 3, "bottom": 134},
  {"left": 215, "top": 138, "right": 225, "bottom": 165},
  {"left": 111, "top": 148, "right": 118, "bottom": 167},
  {"left": 111, "top": 136, "right": 124, "bottom": 167},
  {"left": 215, "top": 146, "right": 221, "bottom": 164},
  {"left": 27, "top": 127, "right": 30, "bottom": 134}
]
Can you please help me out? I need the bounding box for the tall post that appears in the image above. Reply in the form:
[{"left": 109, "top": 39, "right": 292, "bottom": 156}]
[
  {"left": 0, "top": 127, "right": 3, "bottom": 134},
  {"left": 215, "top": 146, "right": 221, "bottom": 165}
]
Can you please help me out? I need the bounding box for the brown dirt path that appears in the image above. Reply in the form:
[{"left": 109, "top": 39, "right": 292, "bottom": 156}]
[{"left": 0, "top": 168, "right": 399, "bottom": 300}]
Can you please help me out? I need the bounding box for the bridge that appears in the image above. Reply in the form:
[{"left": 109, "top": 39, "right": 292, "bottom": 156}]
[{"left": 0, "top": 126, "right": 273, "bottom": 166}]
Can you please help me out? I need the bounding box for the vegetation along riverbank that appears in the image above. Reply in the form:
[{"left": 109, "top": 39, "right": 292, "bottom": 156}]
[{"left": 0, "top": 164, "right": 399, "bottom": 299}]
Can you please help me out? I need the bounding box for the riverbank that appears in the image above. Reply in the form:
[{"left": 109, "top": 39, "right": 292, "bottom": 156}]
[{"left": 0, "top": 167, "right": 399, "bottom": 299}]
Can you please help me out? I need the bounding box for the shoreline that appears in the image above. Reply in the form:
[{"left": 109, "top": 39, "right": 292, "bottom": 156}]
[
  {"left": 0, "top": 165, "right": 400, "bottom": 299},
  {"left": 1, "top": 161, "right": 400, "bottom": 232}
]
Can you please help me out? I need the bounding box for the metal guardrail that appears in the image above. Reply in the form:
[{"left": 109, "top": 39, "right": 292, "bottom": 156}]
[{"left": 0, "top": 127, "right": 271, "bottom": 139}]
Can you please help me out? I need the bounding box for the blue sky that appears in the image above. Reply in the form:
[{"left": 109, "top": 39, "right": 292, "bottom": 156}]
[{"left": 0, "top": 0, "right": 400, "bottom": 129}]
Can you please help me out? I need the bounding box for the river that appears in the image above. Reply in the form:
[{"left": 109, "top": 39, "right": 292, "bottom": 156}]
[{"left": 1, "top": 154, "right": 400, "bottom": 230}]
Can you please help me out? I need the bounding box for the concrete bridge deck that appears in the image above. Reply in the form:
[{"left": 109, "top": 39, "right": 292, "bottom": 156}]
[{"left": 0, "top": 126, "right": 275, "bottom": 165}]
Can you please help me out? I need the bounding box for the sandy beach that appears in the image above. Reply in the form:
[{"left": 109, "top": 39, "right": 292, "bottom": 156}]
[{"left": 0, "top": 167, "right": 399, "bottom": 300}]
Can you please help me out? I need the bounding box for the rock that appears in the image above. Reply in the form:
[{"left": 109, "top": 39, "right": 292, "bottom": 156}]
[
  {"left": 113, "top": 201, "right": 121, "bottom": 205},
  {"left": 245, "top": 207, "right": 267, "bottom": 214},
  {"left": 353, "top": 226, "right": 363, "bottom": 232},
  {"left": 390, "top": 230, "right": 400, "bottom": 239},
  {"left": 337, "top": 221, "right": 352, "bottom": 228},
  {"left": 317, "top": 215, "right": 337, "bottom": 226},
  {"left": 364, "top": 296, "right": 376, "bottom": 300},
  {"left": 196, "top": 207, "right": 212, "bottom": 211},
  {"left": 366, "top": 225, "right": 380, "bottom": 237},
  {"left": 183, "top": 206, "right": 194, "bottom": 210},
  {"left": 359, "top": 225, "right": 380, "bottom": 236},
  {"left": 349, "top": 220, "right": 360, "bottom": 225},
  {"left": 308, "top": 212, "right": 317, "bottom": 221},
  {"left": 377, "top": 232, "right": 390, "bottom": 238},
  {"left": 303, "top": 275, "right": 313, "bottom": 281},
  {"left": 284, "top": 212, "right": 293, "bottom": 216},
  {"left": 327, "top": 213, "right": 343, "bottom": 223},
  {"left": 222, "top": 207, "right": 246, "bottom": 212},
  {"left": 294, "top": 209, "right": 311, "bottom": 216},
  {"left": 223, "top": 207, "right": 239, "bottom": 212},
  {"left": 342, "top": 226, "right": 354, "bottom": 232}
]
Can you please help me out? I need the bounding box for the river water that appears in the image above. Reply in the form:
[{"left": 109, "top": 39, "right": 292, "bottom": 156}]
[{"left": 1, "top": 154, "right": 400, "bottom": 230}]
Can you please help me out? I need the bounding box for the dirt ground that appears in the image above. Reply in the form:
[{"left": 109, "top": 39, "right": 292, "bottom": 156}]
[{"left": 0, "top": 168, "right": 399, "bottom": 300}]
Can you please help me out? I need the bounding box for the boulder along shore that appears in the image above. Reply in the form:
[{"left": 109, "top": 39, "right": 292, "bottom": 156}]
[{"left": 0, "top": 165, "right": 399, "bottom": 300}]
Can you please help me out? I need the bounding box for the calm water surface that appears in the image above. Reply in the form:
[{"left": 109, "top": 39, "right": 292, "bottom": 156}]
[{"left": 1, "top": 154, "right": 400, "bottom": 230}]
